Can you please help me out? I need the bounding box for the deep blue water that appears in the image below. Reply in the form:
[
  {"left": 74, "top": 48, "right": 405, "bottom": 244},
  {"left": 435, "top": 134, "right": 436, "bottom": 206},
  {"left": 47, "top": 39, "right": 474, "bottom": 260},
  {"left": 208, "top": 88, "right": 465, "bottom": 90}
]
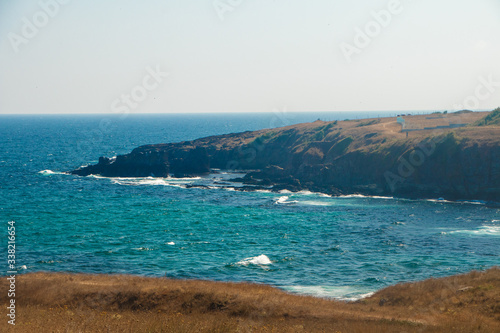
[{"left": 1, "top": 112, "right": 498, "bottom": 300}]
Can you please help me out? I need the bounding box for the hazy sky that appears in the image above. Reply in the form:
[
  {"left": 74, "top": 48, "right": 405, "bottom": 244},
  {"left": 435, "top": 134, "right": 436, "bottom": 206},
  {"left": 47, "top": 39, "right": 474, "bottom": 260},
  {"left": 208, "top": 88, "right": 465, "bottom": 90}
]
[{"left": 1, "top": 0, "right": 499, "bottom": 114}]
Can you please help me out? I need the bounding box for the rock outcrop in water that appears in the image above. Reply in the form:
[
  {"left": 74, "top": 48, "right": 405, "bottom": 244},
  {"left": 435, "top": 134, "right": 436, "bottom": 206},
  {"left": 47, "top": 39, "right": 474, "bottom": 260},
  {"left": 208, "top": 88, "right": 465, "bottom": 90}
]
[{"left": 71, "top": 110, "right": 500, "bottom": 202}]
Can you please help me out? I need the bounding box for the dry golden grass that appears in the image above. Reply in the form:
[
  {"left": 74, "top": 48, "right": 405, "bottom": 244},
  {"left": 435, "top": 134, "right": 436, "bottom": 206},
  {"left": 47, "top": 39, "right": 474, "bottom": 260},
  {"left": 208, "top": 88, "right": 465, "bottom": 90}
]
[{"left": 1, "top": 268, "right": 499, "bottom": 332}]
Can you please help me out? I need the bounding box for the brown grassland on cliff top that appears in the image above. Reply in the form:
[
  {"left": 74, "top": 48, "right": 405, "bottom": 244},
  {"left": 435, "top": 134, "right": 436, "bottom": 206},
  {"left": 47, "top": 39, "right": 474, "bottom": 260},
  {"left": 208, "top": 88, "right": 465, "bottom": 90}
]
[
  {"left": 1, "top": 267, "right": 499, "bottom": 332},
  {"left": 175, "top": 110, "right": 499, "bottom": 155}
]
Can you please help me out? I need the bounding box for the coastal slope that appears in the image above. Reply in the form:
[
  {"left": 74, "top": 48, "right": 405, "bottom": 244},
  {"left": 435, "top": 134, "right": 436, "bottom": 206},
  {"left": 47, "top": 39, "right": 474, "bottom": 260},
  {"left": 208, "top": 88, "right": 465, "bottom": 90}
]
[
  {"left": 71, "top": 109, "right": 500, "bottom": 201},
  {"left": 2, "top": 268, "right": 499, "bottom": 332}
]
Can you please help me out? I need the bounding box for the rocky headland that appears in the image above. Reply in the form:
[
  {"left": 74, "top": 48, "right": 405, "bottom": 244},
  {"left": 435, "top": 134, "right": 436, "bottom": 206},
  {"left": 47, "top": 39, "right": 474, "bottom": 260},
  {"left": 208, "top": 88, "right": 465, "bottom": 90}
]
[{"left": 71, "top": 109, "right": 500, "bottom": 202}]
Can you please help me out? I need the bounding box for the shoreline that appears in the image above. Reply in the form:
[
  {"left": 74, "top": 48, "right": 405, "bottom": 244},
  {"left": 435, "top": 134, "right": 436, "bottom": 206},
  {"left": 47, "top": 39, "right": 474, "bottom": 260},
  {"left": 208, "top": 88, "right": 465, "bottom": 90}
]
[{"left": 42, "top": 169, "right": 500, "bottom": 207}]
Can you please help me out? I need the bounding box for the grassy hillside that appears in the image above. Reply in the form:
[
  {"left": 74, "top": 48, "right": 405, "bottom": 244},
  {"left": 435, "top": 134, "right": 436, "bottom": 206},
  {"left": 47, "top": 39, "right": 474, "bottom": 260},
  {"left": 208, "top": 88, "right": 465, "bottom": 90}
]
[
  {"left": 473, "top": 107, "right": 500, "bottom": 126},
  {"left": 1, "top": 268, "right": 499, "bottom": 332}
]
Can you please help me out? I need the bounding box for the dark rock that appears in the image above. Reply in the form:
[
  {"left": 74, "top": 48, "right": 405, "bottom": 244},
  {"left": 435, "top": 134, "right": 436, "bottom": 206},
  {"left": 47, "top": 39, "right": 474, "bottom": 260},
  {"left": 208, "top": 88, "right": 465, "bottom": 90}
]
[{"left": 70, "top": 112, "right": 500, "bottom": 202}]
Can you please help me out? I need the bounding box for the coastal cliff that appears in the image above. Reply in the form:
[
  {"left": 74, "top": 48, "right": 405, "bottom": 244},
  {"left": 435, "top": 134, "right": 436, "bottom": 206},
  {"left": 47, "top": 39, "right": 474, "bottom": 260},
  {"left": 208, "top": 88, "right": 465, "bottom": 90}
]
[{"left": 71, "top": 109, "right": 500, "bottom": 202}]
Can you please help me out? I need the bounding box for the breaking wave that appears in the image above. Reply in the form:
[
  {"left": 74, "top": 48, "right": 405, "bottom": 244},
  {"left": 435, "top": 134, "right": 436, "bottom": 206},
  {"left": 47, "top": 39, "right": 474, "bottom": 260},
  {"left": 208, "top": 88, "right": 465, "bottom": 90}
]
[{"left": 237, "top": 254, "right": 272, "bottom": 266}]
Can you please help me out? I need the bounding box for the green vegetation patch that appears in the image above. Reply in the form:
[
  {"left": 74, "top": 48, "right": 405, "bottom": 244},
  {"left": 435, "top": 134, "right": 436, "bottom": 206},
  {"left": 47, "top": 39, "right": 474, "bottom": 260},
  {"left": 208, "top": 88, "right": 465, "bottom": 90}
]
[
  {"left": 310, "top": 122, "right": 338, "bottom": 141},
  {"left": 326, "top": 136, "right": 354, "bottom": 157},
  {"left": 472, "top": 107, "right": 500, "bottom": 126},
  {"left": 356, "top": 119, "right": 381, "bottom": 127}
]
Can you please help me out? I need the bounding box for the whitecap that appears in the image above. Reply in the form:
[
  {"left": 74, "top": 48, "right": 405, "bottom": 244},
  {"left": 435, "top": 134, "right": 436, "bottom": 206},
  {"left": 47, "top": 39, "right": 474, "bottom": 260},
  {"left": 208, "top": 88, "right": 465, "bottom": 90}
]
[
  {"left": 38, "top": 169, "right": 65, "bottom": 176},
  {"left": 167, "top": 176, "right": 202, "bottom": 181},
  {"left": 167, "top": 242, "right": 175, "bottom": 245},
  {"left": 296, "top": 190, "right": 314, "bottom": 195},
  {"left": 112, "top": 178, "right": 169, "bottom": 186},
  {"left": 237, "top": 254, "right": 272, "bottom": 266},
  {"left": 450, "top": 226, "right": 500, "bottom": 236},
  {"left": 274, "top": 196, "right": 298, "bottom": 205},
  {"left": 300, "top": 200, "right": 331, "bottom": 206},
  {"left": 336, "top": 194, "right": 394, "bottom": 200},
  {"left": 87, "top": 174, "right": 108, "bottom": 179}
]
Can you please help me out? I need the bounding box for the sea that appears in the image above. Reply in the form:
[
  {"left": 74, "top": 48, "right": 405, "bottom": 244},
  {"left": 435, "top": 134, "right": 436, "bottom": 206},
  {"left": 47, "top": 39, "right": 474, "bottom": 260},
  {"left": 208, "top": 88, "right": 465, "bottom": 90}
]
[{"left": 1, "top": 112, "right": 499, "bottom": 301}]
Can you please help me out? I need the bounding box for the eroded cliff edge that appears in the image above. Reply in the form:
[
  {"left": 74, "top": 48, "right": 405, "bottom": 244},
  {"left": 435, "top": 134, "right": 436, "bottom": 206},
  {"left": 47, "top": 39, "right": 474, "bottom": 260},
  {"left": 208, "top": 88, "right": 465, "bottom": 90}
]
[{"left": 71, "top": 110, "right": 500, "bottom": 202}]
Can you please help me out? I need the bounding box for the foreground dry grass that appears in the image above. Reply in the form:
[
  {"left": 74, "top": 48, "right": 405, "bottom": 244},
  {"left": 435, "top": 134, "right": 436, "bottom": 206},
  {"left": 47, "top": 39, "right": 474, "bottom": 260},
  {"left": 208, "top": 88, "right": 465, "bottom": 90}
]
[{"left": 1, "top": 268, "right": 499, "bottom": 332}]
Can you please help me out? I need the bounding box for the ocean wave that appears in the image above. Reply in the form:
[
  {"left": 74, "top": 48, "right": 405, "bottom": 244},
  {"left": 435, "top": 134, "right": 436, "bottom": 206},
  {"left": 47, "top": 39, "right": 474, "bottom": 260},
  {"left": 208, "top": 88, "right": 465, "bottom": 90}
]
[
  {"left": 296, "top": 190, "right": 315, "bottom": 195},
  {"left": 336, "top": 194, "right": 394, "bottom": 200},
  {"left": 449, "top": 226, "right": 500, "bottom": 236},
  {"left": 281, "top": 285, "right": 375, "bottom": 301},
  {"left": 427, "top": 198, "right": 486, "bottom": 205},
  {"left": 274, "top": 196, "right": 298, "bottom": 205},
  {"left": 38, "top": 169, "right": 66, "bottom": 176},
  {"left": 110, "top": 177, "right": 191, "bottom": 188},
  {"left": 87, "top": 174, "right": 109, "bottom": 179},
  {"left": 132, "top": 247, "right": 155, "bottom": 251},
  {"left": 237, "top": 254, "right": 272, "bottom": 266},
  {"left": 299, "top": 200, "right": 332, "bottom": 206},
  {"left": 167, "top": 176, "right": 202, "bottom": 181}
]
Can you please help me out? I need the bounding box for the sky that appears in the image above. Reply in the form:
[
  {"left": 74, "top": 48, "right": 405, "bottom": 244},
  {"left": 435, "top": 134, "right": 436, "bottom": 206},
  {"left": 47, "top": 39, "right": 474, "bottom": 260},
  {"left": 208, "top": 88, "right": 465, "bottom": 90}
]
[{"left": 1, "top": 0, "right": 499, "bottom": 114}]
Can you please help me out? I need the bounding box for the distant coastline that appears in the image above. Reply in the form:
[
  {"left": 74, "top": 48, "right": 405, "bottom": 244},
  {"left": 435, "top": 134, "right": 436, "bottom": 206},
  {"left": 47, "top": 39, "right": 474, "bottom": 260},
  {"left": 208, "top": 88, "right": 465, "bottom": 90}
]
[{"left": 71, "top": 109, "right": 500, "bottom": 203}]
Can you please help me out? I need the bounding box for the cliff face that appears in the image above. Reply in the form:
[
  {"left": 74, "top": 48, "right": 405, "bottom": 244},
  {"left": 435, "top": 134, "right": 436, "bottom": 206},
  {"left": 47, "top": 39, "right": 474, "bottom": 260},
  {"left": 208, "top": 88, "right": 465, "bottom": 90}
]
[
  {"left": 71, "top": 111, "right": 500, "bottom": 202},
  {"left": 72, "top": 145, "right": 210, "bottom": 178}
]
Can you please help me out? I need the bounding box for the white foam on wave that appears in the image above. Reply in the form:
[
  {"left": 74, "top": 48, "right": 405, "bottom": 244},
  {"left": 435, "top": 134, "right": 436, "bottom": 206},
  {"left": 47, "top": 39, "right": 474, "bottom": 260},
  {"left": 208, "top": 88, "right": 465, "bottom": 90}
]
[
  {"left": 237, "top": 254, "right": 272, "bottom": 266},
  {"left": 167, "top": 176, "right": 202, "bottom": 181},
  {"left": 428, "top": 198, "right": 486, "bottom": 205},
  {"left": 132, "top": 247, "right": 154, "bottom": 251},
  {"left": 274, "top": 196, "right": 298, "bottom": 205},
  {"left": 282, "top": 285, "right": 375, "bottom": 301},
  {"left": 113, "top": 178, "right": 170, "bottom": 186},
  {"left": 300, "top": 200, "right": 331, "bottom": 206},
  {"left": 336, "top": 194, "right": 394, "bottom": 200},
  {"left": 87, "top": 174, "right": 108, "bottom": 179},
  {"left": 449, "top": 226, "right": 500, "bottom": 236},
  {"left": 110, "top": 177, "right": 195, "bottom": 188},
  {"left": 38, "top": 169, "right": 66, "bottom": 176},
  {"left": 296, "top": 190, "right": 315, "bottom": 195}
]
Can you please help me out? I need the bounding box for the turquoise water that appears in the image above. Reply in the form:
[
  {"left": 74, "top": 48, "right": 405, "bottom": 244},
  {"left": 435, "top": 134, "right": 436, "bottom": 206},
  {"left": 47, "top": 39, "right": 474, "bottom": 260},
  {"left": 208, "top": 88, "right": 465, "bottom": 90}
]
[{"left": 1, "top": 113, "right": 498, "bottom": 300}]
